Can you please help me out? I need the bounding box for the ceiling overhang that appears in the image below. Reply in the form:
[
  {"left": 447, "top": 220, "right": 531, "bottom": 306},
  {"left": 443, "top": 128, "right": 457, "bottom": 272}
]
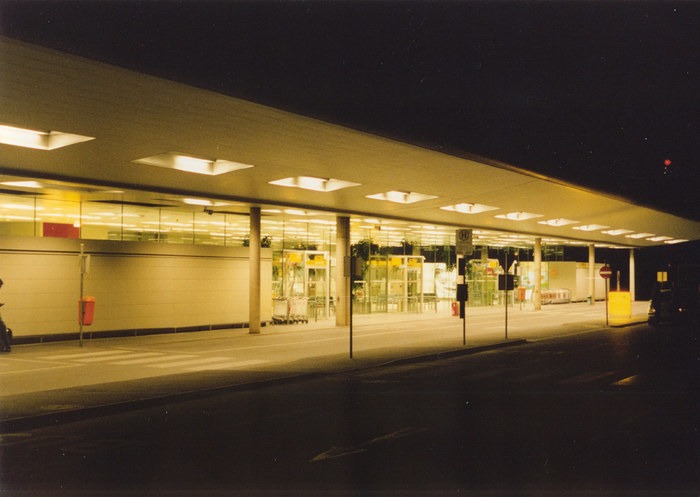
[{"left": 1, "top": 36, "right": 698, "bottom": 248}]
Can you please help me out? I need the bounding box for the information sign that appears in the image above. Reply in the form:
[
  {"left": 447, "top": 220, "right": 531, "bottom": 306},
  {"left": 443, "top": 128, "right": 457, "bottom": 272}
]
[{"left": 456, "top": 229, "right": 473, "bottom": 255}]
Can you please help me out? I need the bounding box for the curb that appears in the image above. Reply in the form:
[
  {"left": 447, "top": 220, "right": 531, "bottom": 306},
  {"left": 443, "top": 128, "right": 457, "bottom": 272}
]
[{"left": 0, "top": 340, "right": 528, "bottom": 433}]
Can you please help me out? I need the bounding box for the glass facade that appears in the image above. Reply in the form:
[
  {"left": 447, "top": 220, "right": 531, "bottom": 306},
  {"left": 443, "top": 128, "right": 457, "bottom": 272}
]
[{"left": 1, "top": 183, "right": 603, "bottom": 321}]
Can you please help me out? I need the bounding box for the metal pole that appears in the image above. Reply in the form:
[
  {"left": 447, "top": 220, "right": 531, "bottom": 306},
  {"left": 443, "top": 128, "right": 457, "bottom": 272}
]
[
  {"left": 504, "top": 250, "right": 508, "bottom": 341},
  {"left": 349, "top": 256, "right": 354, "bottom": 359},
  {"left": 462, "top": 307, "right": 466, "bottom": 345},
  {"left": 350, "top": 285, "right": 353, "bottom": 359},
  {"left": 79, "top": 243, "right": 84, "bottom": 347},
  {"left": 605, "top": 277, "right": 609, "bottom": 326}
]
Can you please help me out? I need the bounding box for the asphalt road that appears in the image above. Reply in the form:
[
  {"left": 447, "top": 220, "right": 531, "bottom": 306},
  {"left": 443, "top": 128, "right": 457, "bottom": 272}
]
[{"left": 1, "top": 322, "right": 698, "bottom": 496}]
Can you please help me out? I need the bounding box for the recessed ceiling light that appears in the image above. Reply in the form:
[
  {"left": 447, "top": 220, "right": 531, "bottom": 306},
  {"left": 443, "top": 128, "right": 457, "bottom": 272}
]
[
  {"left": 647, "top": 236, "right": 673, "bottom": 242},
  {"left": 494, "top": 212, "right": 543, "bottom": 221},
  {"left": 664, "top": 239, "right": 688, "bottom": 244},
  {"left": 441, "top": 203, "right": 499, "bottom": 214},
  {"left": 600, "top": 229, "right": 634, "bottom": 236},
  {"left": 572, "top": 224, "right": 609, "bottom": 231},
  {"left": 366, "top": 191, "right": 437, "bottom": 204},
  {"left": 182, "top": 198, "right": 239, "bottom": 207},
  {"left": 0, "top": 124, "right": 95, "bottom": 150},
  {"left": 626, "top": 233, "right": 655, "bottom": 239},
  {"left": 538, "top": 218, "right": 579, "bottom": 227},
  {"left": 269, "top": 176, "right": 360, "bottom": 192},
  {"left": 0, "top": 180, "right": 43, "bottom": 188},
  {"left": 133, "top": 153, "right": 254, "bottom": 176}
]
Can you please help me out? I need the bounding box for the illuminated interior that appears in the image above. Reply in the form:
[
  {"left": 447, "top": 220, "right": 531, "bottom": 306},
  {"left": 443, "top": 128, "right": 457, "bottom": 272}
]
[{"left": 4, "top": 174, "right": 687, "bottom": 323}]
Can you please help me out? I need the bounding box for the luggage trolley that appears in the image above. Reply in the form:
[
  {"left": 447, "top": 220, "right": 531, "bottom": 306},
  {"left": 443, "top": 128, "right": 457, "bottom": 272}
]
[
  {"left": 272, "top": 297, "right": 290, "bottom": 324},
  {"left": 288, "top": 296, "right": 309, "bottom": 323}
]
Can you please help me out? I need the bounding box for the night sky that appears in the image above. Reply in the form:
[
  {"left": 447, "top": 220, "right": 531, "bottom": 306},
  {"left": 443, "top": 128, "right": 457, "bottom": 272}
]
[{"left": 1, "top": 1, "right": 698, "bottom": 220}]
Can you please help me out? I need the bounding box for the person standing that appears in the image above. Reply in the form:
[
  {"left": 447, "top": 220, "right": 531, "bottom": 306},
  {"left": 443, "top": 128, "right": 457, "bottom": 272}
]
[{"left": 0, "top": 279, "right": 11, "bottom": 352}]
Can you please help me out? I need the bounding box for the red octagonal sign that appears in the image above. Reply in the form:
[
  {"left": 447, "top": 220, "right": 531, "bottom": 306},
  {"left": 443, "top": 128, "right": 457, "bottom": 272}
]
[{"left": 599, "top": 265, "right": 612, "bottom": 279}]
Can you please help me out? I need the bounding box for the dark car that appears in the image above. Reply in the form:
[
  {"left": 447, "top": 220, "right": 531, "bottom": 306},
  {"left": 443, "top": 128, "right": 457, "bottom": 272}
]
[{"left": 648, "top": 280, "right": 699, "bottom": 327}]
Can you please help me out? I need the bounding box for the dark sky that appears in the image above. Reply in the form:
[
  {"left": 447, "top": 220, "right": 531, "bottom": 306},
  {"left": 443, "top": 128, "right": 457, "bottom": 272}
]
[{"left": 1, "top": 0, "right": 698, "bottom": 220}]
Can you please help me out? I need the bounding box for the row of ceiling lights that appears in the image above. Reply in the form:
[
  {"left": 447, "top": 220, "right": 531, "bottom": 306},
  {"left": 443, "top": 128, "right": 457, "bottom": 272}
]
[{"left": 0, "top": 124, "right": 688, "bottom": 245}]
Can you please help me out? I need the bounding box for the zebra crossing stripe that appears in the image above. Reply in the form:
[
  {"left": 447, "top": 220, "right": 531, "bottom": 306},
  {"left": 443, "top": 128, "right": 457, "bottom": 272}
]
[
  {"left": 111, "top": 354, "right": 193, "bottom": 365},
  {"left": 149, "top": 357, "right": 233, "bottom": 369},
  {"left": 75, "top": 352, "right": 142, "bottom": 362},
  {"left": 185, "top": 360, "right": 268, "bottom": 372},
  {"left": 48, "top": 350, "right": 131, "bottom": 360}
]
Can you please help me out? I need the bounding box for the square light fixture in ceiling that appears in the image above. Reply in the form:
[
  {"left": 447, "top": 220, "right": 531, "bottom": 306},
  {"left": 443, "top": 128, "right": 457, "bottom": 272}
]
[
  {"left": 494, "top": 212, "right": 543, "bottom": 221},
  {"left": 664, "top": 239, "right": 688, "bottom": 244},
  {"left": 133, "top": 153, "right": 254, "bottom": 176},
  {"left": 0, "top": 124, "right": 95, "bottom": 150},
  {"left": 269, "top": 176, "right": 360, "bottom": 192},
  {"left": 366, "top": 191, "right": 437, "bottom": 204},
  {"left": 182, "top": 198, "right": 242, "bottom": 207},
  {"left": 538, "top": 218, "right": 579, "bottom": 227},
  {"left": 626, "top": 233, "right": 654, "bottom": 239},
  {"left": 601, "top": 228, "right": 634, "bottom": 236},
  {"left": 647, "top": 235, "right": 673, "bottom": 242},
  {"left": 572, "top": 224, "right": 609, "bottom": 231},
  {"left": 441, "top": 202, "right": 499, "bottom": 214}
]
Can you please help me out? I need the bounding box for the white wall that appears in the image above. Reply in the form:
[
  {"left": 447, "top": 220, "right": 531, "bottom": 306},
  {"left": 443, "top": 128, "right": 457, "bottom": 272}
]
[
  {"left": 0, "top": 236, "right": 272, "bottom": 337},
  {"left": 548, "top": 261, "right": 606, "bottom": 301}
]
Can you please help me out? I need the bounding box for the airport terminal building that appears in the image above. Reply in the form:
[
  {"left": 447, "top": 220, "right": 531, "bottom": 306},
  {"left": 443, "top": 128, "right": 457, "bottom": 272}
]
[{"left": 1, "top": 37, "right": 699, "bottom": 342}]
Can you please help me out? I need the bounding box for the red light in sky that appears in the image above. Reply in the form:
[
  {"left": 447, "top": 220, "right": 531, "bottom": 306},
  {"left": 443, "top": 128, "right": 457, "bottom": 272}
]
[{"left": 664, "top": 159, "right": 672, "bottom": 166}]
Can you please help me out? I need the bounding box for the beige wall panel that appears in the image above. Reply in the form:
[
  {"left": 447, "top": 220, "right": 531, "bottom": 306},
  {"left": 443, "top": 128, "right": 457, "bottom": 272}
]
[{"left": 0, "top": 236, "right": 272, "bottom": 337}]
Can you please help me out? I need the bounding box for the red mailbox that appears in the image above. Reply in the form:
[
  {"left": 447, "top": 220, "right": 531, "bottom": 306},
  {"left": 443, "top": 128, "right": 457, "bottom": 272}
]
[{"left": 79, "top": 296, "right": 96, "bottom": 325}]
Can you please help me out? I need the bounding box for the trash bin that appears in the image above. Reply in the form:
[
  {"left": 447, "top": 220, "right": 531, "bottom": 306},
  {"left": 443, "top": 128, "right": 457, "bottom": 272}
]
[
  {"left": 451, "top": 302, "right": 458, "bottom": 316},
  {"left": 517, "top": 286, "right": 526, "bottom": 302},
  {"left": 587, "top": 296, "right": 592, "bottom": 305},
  {"left": 79, "top": 296, "right": 96, "bottom": 325}
]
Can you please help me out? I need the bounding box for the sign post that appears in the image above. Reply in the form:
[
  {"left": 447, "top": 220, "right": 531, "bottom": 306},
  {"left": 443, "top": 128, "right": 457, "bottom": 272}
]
[
  {"left": 600, "top": 265, "right": 612, "bottom": 326},
  {"left": 455, "top": 229, "right": 472, "bottom": 345},
  {"left": 78, "top": 243, "right": 90, "bottom": 347},
  {"left": 345, "top": 256, "right": 363, "bottom": 358}
]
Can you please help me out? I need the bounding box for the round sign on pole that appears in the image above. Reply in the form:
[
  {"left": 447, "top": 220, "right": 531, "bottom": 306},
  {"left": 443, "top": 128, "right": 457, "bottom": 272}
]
[{"left": 599, "top": 265, "right": 612, "bottom": 279}]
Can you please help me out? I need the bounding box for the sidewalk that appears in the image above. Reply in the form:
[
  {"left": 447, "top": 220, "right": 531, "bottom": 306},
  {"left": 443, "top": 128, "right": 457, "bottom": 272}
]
[{"left": 0, "top": 301, "right": 648, "bottom": 432}]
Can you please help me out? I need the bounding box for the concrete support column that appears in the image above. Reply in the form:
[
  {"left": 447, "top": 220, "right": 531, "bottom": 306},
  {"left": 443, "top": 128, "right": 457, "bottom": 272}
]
[
  {"left": 629, "top": 248, "right": 636, "bottom": 301},
  {"left": 249, "top": 206, "right": 261, "bottom": 334},
  {"left": 588, "top": 244, "right": 595, "bottom": 305},
  {"left": 336, "top": 216, "right": 351, "bottom": 327},
  {"left": 534, "top": 237, "right": 542, "bottom": 311}
]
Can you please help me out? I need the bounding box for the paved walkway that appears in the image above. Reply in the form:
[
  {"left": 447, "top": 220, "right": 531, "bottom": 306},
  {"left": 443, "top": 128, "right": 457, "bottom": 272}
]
[{"left": 0, "top": 301, "right": 648, "bottom": 432}]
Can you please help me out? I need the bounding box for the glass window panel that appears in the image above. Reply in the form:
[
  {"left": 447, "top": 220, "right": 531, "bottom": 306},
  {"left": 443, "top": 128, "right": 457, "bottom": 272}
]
[
  {"left": 35, "top": 197, "right": 80, "bottom": 238},
  {"left": 0, "top": 193, "right": 36, "bottom": 236},
  {"left": 80, "top": 201, "right": 122, "bottom": 240},
  {"left": 122, "top": 205, "right": 160, "bottom": 242},
  {"left": 226, "top": 214, "right": 249, "bottom": 246},
  {"left": 159, "top": 208, "right": 193, "bottom": 244},
  {"left": 194, "top": 210, "right": 225, "bottom": 246}
]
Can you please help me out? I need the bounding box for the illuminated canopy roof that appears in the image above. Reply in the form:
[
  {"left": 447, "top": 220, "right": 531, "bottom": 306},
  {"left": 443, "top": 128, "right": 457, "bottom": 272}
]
[{"left": 1, "top": 37, "right": 698, "bottom": 248}]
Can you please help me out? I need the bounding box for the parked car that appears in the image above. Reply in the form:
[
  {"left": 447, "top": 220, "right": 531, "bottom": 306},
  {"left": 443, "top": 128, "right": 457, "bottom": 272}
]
[{"left": 648, "top": 280, "right": 699, "bottom": 327}]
